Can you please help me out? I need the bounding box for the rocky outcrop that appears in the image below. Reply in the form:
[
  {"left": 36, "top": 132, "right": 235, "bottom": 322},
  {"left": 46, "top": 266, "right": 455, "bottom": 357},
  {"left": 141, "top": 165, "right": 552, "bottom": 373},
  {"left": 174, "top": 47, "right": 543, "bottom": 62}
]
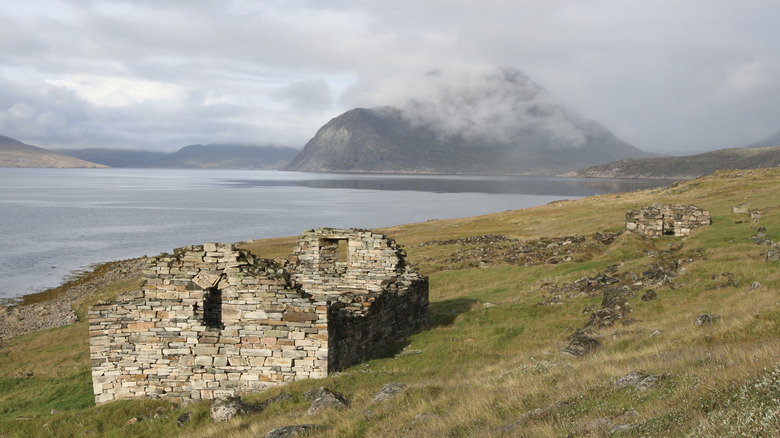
[
  {"left": 210, "top": 396, "right": 263, "bottom": 423},
  {"left": 209, "top": 393, "right": 293, "bottom": 423},
  {"left": 560, "top": 329, "right": 602, "bottom": 357},
  {"left": 372, "top": 383, "right": 407, "bottom": 402},
  {"left": 585, "top": 287, "right": 635, "bottom": 329},
  {"left": 304, "top": 387, "right": 351, "bottom": 415},
  {"left": 264, "top": 424, "right": 323, "bottom": 438},
  {"left": 546, "top": 239, "right": 708, "bottom": 358},
  {"left": 695, "top": 313, "right": 721, "bottom": 326},
  {"left": 421, "top": 232, "right": 620, "bottom": 272},
  {"left": 615, "top": 371, "right": 665, "bottom": 391}
]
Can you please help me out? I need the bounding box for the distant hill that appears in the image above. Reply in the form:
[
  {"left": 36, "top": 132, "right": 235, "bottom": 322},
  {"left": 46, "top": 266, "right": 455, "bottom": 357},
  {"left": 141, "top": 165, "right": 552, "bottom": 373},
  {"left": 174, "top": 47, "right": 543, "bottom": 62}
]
[
  {"left": 57, "top": 144, "right": 299, "bottom": 169},
  {"left": 56, "top": 148, "right": 167, "bottom": 168},
  {"left": 0, "top": 135, "right": 106, "bottom": 168},
  {"left": 141, "top": 144, "right": 298, "bottom": 169},
  {"left": 285, "top": 68, "right": 650, "bottom": 175},
  {"left": 564, "top": 145, "right": 780, "bottom": 179},
  {"left": 745, "top": 130, "right": 780, "bottom": 149}
]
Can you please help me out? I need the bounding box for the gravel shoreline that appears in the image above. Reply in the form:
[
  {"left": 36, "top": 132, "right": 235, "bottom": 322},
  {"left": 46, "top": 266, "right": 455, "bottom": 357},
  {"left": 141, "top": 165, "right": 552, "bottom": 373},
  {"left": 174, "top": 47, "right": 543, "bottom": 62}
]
[{"left": 0, "top": 258, "right": 146, "bottom": 345}]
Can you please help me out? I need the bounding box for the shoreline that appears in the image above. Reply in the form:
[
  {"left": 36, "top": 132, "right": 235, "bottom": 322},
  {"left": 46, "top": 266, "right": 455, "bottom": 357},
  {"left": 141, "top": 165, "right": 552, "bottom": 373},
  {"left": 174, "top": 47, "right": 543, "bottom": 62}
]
[{"left": 0, "top": 258, "right": 147, "bottom": 344}]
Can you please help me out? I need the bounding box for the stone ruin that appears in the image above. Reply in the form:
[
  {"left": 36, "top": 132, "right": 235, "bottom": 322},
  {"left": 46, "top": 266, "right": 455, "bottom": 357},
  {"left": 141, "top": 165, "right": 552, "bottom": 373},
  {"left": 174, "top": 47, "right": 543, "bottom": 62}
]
[
  {"left": 88, "top": 228, "right": 428, "bottom": 404},
  {"left": 625, "top": 204, "right": 711, "bottom": 237}
]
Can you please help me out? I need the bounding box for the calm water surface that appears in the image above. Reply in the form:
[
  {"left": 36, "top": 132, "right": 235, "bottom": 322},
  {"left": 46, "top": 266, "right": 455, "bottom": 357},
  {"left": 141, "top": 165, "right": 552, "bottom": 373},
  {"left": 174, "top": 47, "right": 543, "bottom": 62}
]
[{"left": 0, "top": 169, "right": 674, "bottom": 301}]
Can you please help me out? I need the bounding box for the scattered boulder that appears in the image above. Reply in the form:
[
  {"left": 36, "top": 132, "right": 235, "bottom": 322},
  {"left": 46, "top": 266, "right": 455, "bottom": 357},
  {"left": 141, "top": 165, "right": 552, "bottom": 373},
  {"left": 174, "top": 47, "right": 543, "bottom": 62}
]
[
  {"left": 264, "top": 424, "right": 323, "bottom": 438},
  {"left": 707, "top": 272, "right": 738, "bottom": 289},
  {"left": 640, "top": 289, "right": 657, "bottom": 301},
  {"left": 584, "top": 418, "right": 613, "bottom": 435},
  {"left": 304, "top": 387, "right": 337, "bottom": 402},
  {"left": 615, "top": 372, "right": 648, "bottom": 388},
  {"left": 176, "top": 412, "right": 191, "bottom": 427},
  {"left": 767, "top": 245, "right": 780, "bottom": 262},
  {"left": 418, "top": 234, "right": 518, "bottom": 246},
  {"left": 695, "top": 313, "right": 721, "bottom": 326},
  {"left": 732, "top": 203, "right": 750, "bottom": 214},
  {"left": 635, "top": 375, "right": 663, "bottom": 391},
  {"left": 210, "top": 395, "right": 261, "bottom": 423},
  {"left": 560, "top": 329, "right": 602, "bottom": 357},
  {"left": 585, "top": 287, "right": 634, "bottom": 328},
  {"left": 750, "top": 227, "right": 774, "bottom": 245},
  {"left": 428, "top": 233, "right": 618, "bottom": 272},
  {"left": 609, "top": 424, "right": 636, "bottom": 435},
  {"left": 372, "top": 383, "right": 406, "bottom": 402},
  {"left": 586, "top": 308, "right": 621, "bottom": 328},
  {"left": 615, "top": 371, "right": 664, "bottom": 391},
  {"left": 620, "top": 408, "right": 639, "bottom": 418},
  {"left": 304, "top": 387, "right": 350, "bottom": 415}
]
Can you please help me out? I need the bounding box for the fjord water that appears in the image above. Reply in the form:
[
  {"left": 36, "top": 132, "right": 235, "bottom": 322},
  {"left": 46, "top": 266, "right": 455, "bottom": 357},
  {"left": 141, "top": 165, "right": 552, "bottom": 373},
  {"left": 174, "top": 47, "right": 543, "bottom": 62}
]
[{"left": 0, "top": 169, "right": 673, "bottom": 302}]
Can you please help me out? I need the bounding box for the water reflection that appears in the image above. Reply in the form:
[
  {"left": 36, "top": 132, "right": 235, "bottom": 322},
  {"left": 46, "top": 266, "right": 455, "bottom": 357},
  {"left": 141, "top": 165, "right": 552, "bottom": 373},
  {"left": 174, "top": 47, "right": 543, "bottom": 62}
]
[{"left": 225, "top": 173, "right": 676, "bottom": 196}]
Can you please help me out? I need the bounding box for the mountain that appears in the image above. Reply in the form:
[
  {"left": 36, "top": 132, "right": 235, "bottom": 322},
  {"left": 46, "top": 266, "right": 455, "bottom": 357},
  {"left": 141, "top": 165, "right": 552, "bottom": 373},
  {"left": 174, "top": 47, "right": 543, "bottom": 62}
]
[
  {"left": 142, "top": 144, "right": 298, "bottom": 169},
  {"left": 565, "top": 145, "right": 780, "bottom": 179},
  {"left": 0, "top": 135, "right": 106, "bottom": 168},
  {"left": 56, "top": 148, "right": 167, "bottom": 168},
  {"left": 57, "top": 144, "right": 299, "bottom": 169},
  {"left": 285, "top": 68, "right": 650, "bottom": 175}
]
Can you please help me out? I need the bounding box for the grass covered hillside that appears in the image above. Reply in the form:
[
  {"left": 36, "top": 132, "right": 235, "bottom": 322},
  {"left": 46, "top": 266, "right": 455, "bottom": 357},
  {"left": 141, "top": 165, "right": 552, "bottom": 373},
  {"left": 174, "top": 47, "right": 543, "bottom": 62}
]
[{"left": 1, "top": 168, "right": 779, "bottom": 437}]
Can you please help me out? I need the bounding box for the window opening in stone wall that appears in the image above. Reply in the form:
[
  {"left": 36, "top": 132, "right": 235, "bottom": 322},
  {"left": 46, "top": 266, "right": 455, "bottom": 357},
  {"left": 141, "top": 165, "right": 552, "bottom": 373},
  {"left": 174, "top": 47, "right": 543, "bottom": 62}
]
[
  {"left": 319, "top": 238, "right": 349, "bottom": 275},
  {"left": 336, "top": 239, "right": 348, "bottom": 263},
  {"left": 203, "top": 287, "right": 224, "bottom": 329},
  {"left": 663, "top": 217, "right": 676, "bottom": 235}
]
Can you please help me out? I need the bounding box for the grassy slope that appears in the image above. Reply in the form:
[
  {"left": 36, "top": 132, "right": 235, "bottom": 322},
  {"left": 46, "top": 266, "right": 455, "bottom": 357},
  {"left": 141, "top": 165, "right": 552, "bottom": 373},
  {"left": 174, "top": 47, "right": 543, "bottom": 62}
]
[
  {"left": 1, "top": 168, "right": 779, "bottom": 437},
  {"left": 567, "top": 145, "right": 780, "bottom": 179}
]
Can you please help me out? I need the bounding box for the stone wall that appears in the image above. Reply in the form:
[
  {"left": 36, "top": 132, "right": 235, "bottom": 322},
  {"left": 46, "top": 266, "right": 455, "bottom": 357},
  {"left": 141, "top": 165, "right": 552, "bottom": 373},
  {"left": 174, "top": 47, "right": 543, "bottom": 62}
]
[
  {"left": 290, "top": 228, "right": 408, "bottom": 295},
  {"left": 625, "top": 204, "right": 711, "bottom": 237},
  {"left": 89, "top": 229, "right": 428, "bottom": 404}
]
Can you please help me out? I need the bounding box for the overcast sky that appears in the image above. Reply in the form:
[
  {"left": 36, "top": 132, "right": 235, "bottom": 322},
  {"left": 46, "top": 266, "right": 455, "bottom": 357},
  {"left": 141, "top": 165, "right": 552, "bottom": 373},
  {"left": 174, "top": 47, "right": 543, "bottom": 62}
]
[{"left": 1, "top": 0, "right": 778, "bottom": 154}]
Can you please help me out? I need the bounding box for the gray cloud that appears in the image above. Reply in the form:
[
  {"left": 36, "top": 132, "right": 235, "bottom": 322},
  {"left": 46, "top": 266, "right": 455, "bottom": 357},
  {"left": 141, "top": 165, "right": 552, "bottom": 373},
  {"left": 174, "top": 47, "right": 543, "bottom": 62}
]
[
  {"left": 0, "top": 1, "right": 779, "bottom": 154},
  {"left": 272, "top": 80, "right": 334, "bottom": 112},
  {"left": 398, "top": 67, "right": 589, "bottom": 148}
]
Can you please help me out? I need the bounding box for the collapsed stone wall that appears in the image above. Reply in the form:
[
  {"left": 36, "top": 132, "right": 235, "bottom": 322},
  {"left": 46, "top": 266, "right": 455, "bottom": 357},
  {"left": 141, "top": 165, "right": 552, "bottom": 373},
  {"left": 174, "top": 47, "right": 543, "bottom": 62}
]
[
  {"left": 289, "top": 229, "right": 429, "bottom": 371},
  {"left": 89, "top": 229, "right": 428, "bottom": 404},
  {"left": 625, "top": 204, "right": 711, "bottom": 237}
]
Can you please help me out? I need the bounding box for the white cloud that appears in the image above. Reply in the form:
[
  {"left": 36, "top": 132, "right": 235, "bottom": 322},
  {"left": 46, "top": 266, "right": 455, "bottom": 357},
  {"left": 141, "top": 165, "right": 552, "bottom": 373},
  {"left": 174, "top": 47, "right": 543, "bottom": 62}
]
[
  {"left": 46, "top": 76, "right": 189, "bottom": 108},
  {"left": 0, "top": 0, "right": 778, "bottom": 153}
]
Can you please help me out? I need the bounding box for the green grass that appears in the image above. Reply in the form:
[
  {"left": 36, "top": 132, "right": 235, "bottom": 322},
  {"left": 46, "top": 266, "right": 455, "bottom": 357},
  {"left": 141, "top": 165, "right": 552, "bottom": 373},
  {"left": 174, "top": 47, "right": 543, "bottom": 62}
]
[{"left": 1, "top": 167, "right": 780, "bottom": 437}]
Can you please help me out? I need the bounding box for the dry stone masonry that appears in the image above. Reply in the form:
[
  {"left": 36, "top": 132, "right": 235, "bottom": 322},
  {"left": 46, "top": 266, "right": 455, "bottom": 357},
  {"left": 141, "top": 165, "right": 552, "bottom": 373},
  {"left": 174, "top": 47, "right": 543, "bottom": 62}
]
[
  {"left": 89, "top": 228, "right": 428, "bottom": 404},
  {"left": 625, "top": 204, "right": 711, "bottom": 237}
]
